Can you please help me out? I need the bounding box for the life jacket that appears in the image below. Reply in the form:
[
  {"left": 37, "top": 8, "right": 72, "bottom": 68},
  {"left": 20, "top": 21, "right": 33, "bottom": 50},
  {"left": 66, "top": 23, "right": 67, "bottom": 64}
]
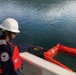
[{"left": 0, "top": 39, "right": 22, "bottom": 73}]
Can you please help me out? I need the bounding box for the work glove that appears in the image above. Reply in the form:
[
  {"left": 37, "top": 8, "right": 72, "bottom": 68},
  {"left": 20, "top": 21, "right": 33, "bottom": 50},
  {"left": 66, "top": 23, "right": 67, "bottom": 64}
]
[{"left": 31, "top": 46, "right": 43, "bottom": 50}]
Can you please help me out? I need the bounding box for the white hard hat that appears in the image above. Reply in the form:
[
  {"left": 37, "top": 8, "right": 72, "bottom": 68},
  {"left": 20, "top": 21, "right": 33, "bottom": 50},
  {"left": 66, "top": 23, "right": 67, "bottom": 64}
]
[{"left": 0, "top": 18, "right": 20, "bottom": 33}]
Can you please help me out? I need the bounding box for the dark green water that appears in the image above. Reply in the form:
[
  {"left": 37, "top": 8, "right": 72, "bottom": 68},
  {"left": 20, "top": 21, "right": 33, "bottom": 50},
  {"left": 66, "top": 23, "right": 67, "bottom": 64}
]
[
  {"left": 53, "top": 52, "right": 76, "bottom": 72},
  {"left": 0, "top": 0, "right": 76, "bottom": 71}
]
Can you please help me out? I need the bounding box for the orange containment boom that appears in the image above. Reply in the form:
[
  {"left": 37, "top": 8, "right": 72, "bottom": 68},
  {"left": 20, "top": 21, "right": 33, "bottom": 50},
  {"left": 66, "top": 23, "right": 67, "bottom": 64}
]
[{"left": 44, "top": 44, "right": 76, "bottom": 71}]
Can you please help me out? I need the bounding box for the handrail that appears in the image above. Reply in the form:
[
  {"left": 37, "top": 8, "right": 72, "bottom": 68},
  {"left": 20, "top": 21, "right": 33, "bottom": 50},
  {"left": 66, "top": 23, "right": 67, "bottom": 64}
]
[{"left": 20, "top": 52, "right": 76, "bottom": 75}]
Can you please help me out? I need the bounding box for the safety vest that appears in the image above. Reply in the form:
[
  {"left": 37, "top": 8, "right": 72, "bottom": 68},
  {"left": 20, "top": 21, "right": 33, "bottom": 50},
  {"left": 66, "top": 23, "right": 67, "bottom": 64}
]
[{"left": 0, "top": 39, "right": 22, "bottom": 73}]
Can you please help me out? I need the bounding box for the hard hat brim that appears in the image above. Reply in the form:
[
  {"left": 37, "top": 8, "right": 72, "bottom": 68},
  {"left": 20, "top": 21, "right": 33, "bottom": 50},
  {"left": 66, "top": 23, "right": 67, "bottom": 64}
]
[{"left": 0, "top": 24, "right": 20, "bottom": 33}]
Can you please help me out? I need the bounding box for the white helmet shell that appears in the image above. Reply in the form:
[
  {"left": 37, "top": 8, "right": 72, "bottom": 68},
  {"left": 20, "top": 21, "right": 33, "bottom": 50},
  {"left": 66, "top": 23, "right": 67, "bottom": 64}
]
[{"left": 0, "top": 18, "right": 20, "bottom": 33}]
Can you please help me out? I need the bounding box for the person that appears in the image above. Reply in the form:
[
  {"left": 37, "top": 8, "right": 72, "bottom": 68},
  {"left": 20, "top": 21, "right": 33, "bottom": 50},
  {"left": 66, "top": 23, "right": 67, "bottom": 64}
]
[{"left": 0, "top": 18, "right": 43, "bottom": 75}]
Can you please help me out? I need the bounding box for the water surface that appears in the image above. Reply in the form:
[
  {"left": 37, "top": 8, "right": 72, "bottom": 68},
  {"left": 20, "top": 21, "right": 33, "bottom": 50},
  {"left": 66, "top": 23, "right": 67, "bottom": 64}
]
[{"left": 0, "top": 0, "right": 76, "bottom": 72}]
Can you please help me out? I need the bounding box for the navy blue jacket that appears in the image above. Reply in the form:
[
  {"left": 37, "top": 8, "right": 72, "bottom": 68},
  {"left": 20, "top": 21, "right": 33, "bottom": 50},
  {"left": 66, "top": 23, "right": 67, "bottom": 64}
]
[
  {"left": 0, "top": 36, "right": 31, "bottom": 75},
  {"left": 9, "top": 40, "right": 31, "bottom": 52},
  {"left": 0, "top": 44, "right": 18, "bottom": 75}
]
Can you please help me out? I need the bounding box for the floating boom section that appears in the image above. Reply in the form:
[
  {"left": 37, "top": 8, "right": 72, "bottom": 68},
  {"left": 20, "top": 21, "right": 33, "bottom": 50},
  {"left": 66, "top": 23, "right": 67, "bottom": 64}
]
[{"left": 44, "top": 44, "right": 76, "bottom": 71}]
